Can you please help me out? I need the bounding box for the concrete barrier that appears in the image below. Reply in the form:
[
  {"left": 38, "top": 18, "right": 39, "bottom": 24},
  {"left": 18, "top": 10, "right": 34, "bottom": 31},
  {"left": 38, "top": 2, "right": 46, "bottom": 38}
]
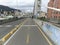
[{"left": 34, "top": 19, "right": 60, "bottom": 45}]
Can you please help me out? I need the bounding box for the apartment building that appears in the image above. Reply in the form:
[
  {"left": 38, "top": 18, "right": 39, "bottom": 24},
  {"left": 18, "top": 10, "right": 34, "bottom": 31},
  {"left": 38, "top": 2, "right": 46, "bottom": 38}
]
[
  {"left": 47, "top": 0, "right": 60, "bottom": 23},
  {"left": 34, "top": 0, "right": 41, "bottom": 17},
  {"left": 47, "top": 0, "right": 54, "bottom": 19}
]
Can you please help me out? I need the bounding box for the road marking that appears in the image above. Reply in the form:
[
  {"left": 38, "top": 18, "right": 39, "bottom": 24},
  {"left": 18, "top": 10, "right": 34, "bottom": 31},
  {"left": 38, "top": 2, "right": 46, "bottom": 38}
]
[
  {"left": 34, "top": 19, "right": 53, "bottom": 45},
  {"left": 0, "top": 25, "right": 18, "bottom": 27},
  {"left": 4, "top": 25, "right": 12, "bottom": 27},
  {"left": 23, "top": 25, "right": 37, "bottom": 27},
  {"left": 1, "top": 18, "right": 28, "bottom": 45},
  {"left": 26, "top": 34, "right": 29, "bottom": 44},
  {"left": 4, "top": 24, "right": 23, "bottom": 45},
  {"left": 37, "top": 26, "right": 53, "bottom": 45},
  {"left": 0, "top": 25, "right": 12, "bottom": 27}
]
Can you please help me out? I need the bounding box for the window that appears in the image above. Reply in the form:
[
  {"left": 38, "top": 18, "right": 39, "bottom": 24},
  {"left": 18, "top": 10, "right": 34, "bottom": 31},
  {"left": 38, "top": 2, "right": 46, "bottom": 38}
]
[
  {"left": 37, "top": 11, "right": 40, "bottom": 13},
  {"left": 54, "top": 16, "right": 57, "bottom": 19},
  {"left": 56, "top": 11, "right": 58, "bottom": 14},
  {"left": 52, "top": 0, "right": 54, "bottom": 2},
  {"left": 59, "top": 12, "right": 60, "bottom": 14},
  {"left": 38, "top": 5, "right": 40, "bottom": 7},
  {"left": 38, "top": 0, "right": 40, "bottom": 1},
  {"left": 56, "top": 16, "right": 57, "bottom": 18},
  {"left": 54, "top": 11, "right": 58, "bottom": 14},
  {"left": 59, "top": 16, "right": 60, "bottom": 18},
  {"left": 53, "top": 11, "right": 55, "bottom": 14}
]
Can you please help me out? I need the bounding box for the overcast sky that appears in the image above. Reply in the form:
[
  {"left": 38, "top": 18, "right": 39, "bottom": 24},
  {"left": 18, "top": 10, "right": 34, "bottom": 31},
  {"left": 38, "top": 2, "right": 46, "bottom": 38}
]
[
  {"left": 41, "top": 0, "right": 49, "bottom": 12},
  {"left": 0, "top": 0, "right": 49, "bottom": 12}
]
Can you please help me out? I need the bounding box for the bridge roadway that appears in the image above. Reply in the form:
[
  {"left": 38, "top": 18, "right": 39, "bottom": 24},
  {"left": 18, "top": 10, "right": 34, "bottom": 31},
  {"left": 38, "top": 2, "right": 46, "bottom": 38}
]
[
  {"left": 4, "top": 18, "right": 53, "bottom": 45},
  {"left": 0, "top": 19, "right": 26, "bottom": 39}
]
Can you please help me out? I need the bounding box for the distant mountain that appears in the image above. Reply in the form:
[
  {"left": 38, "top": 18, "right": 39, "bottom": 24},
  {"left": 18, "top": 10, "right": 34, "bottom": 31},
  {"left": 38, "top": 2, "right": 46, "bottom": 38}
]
[{"left": 0, "top": 5, "right": 21, "bottom": 12}]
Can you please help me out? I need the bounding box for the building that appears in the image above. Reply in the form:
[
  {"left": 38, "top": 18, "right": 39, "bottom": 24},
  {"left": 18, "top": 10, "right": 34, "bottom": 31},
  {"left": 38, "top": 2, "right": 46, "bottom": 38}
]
[
  {"left": 47, "top": 0, "right": 54, "bottom": 19},
  {"left": 34, "top": 0, "right": 41, "bottom": 17},
  {"left": 14, "top": 10, "right": 20, "bottom": 16},
  {"left": 4, "top": 11, "right": 8, "bottom": 16},
  {"left": 40, "top": 11, "right": 47, "bottom": 18},
  {"left": 47, "top": 0, "right": 60, "bottom": 23}
]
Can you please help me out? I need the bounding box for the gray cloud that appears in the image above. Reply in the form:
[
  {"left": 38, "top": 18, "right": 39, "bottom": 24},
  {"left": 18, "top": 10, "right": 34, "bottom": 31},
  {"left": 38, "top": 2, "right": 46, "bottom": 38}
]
[{"left": 0, "top": 0, "right": 49, "bottom": 12}]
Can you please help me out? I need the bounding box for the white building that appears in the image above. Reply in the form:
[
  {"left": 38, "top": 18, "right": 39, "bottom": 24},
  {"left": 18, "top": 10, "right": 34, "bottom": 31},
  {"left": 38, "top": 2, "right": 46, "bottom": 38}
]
[
  {"left": 34, "top": 0, "right": 41, "bottom": 17},
  {"left": 14, "top": 10, "right": 20, "bottom": 16},
  {"left": 40, "top": 11, "right": 47, "bottom": 18},
  {"left": 4, "top": 11, "right": 8, "bottom": 16}
]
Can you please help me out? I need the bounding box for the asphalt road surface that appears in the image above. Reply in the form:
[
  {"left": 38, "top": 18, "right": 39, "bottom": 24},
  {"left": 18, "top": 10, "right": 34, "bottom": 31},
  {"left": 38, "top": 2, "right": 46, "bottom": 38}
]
[
  {"left": 4, "top": 18, "right": 53, "bottom": 45},
  {"left": 0, "top": 18, "right": 26, "bottom": 39}
]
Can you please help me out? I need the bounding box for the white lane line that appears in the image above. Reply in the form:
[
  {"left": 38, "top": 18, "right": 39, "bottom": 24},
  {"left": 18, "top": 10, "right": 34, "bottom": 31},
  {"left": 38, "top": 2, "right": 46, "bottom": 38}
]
[
  {"left": 3, "top": 25, "right": 23, "bottom": 45},
  {"left": 0, "top": 25, "right": 18, "bottom": 27},
  {"left": 5, "top": 25, "right": 12, "bottom": 27},
  {"left": 22, "top": 25, "right": 37, "bottom": 27},
  {"left": 37, "top": 26, "right": 53, "bottom": 45},
  {"left": 0, "top": 25, "right": 12, "bottom": 27},
  {"left": 0, "top": 25, "right": 3, "bottom": 27}
]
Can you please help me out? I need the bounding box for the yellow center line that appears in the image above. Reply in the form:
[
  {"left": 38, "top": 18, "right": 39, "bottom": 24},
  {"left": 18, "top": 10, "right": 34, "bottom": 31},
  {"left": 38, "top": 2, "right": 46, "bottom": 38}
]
[
  {"left": 26, "top": 34, "right": 30, "bottom": 44},
  {"left": 25, "top": 23, "right": 31, "bottom": 45}
]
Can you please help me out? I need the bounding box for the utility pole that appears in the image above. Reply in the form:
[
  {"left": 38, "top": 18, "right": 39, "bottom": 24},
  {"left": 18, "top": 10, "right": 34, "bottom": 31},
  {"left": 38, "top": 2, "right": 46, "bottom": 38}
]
[{"left": 33, "top": 0, "right": 41, "bottom": 18}]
